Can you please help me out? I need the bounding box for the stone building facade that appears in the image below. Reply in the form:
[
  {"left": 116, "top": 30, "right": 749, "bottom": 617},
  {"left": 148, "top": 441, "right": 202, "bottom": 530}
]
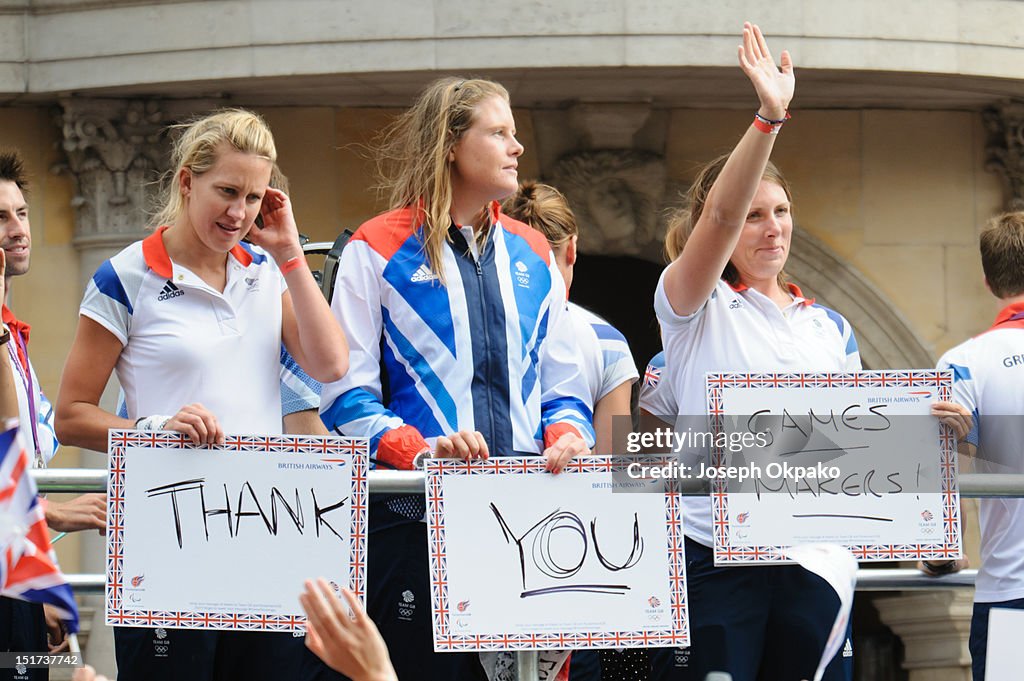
[{"left": 6, "top": 1, "right": 1024, "bottom": 678}]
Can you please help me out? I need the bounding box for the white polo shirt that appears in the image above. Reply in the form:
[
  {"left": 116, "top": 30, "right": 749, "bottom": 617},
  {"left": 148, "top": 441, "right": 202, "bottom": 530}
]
[
  {"left": 937, "top": 301, "right": 1024, "bottom": 602},
  {"left": 80, "top": 227, "right": 286, "bottom": 435},
  {"left": 655, "top": 274, "right": 862, "bottom": 546},
  {"left": 567, "top": 302, "right": 638, "bottom": 407}
]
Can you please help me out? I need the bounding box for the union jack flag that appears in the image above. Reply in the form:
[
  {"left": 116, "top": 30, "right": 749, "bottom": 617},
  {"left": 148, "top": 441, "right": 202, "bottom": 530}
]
[
  {"left": 643, "top": 364, "right": 662, "bottom": 388},
  {"left": 0, "top": 421, "right": 78, "bottom": 632}
]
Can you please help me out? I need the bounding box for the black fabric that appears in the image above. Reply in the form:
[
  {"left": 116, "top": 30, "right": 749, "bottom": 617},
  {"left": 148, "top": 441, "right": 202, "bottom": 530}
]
[
  {"left": 359, "top": 522, "right": 488, "bottom": 681},
  {"left": 113, "top": 626, "right": 307, "bottom": 681},
  {"left": 649, "top": 538, "right": 852, "bottom": 681},
  {"left": 0, "top": 598, "right": 48, "bottom": 681}
]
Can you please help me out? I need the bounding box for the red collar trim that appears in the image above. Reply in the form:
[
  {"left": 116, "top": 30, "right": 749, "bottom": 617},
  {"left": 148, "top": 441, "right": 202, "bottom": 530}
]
[
  {"left": 1, "top": 304, "right": 29, "bottom": 345},
  {"left": 726, "top": 280, "right": 748, "bottom": 292},
  {"left": 787, "top": 282, "right": 816, "bottom": 307},
  {"left": 990, "top": 301, "right": 1024, "bottom": 331},
  {"left": 230, "top": 242, "right": 254, "bottom": 267},
  {"left": 488, "top": 201, "right": 501, "bottom": 224},
  {"left": 726, "top": 280, "right": 814, "bottom": 306},
  {"left": 142, "top": 226, "right": 174, "bottom": 279},
  {"left": 142, "top": 225, "right": 253, "bottom": 279}
]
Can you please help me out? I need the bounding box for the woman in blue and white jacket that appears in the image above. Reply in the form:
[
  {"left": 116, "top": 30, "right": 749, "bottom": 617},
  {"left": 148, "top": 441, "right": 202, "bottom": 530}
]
[{"left": 319, "top": 77, "right": 595, "bottom": 681}]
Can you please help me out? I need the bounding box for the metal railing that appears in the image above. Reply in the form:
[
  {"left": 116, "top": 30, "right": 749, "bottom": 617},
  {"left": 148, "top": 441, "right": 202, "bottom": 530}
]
[
  {"left": 36, "top": 468, "right": 1000, "bottom": 595},
  {"left": 35, "top": 468, "right": 1000, "bottom": 680}
]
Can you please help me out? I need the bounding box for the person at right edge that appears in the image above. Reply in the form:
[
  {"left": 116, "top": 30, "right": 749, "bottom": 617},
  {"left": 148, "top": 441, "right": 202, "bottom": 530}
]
[
  {"left": 317, "top": 77, "right": 595, "bottom": 681},
  {"left": 649, "top": 23, "right": 858, "bottom": 681},
  {"left": 925, "top": 212, "right": 1024, "bottom": 681}
]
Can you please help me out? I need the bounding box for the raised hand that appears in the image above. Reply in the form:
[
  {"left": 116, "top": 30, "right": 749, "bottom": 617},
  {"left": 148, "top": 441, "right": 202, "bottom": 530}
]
[
  {"left": 247, "top": 187, "right": 304, "bottom": 264},
  {"left": 737, "top": 22, "right": 794, "bottom": 120},
  {"left": 300, "top": 579, "right": 397, "bottom": 681}
]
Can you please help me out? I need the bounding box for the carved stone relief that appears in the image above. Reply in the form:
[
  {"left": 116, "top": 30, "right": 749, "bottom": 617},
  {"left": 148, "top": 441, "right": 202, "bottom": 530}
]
[
  {"left": 549, "top": 149, "right": 667, "bottom": 259},
  {"left": 543, "top": 101, "right": 670, "bottom": 261},
  {"left": 57, "top": 99, "right": 168, "bottom": 249},
  {"left": 983, "top": 100, "right": 1024, "bottom": 211}
]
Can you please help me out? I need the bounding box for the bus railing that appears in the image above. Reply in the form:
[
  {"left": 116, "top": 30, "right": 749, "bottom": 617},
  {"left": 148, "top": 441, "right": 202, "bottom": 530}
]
[{"left": 36, "top": 468, "right": 999, "bottom": 681}]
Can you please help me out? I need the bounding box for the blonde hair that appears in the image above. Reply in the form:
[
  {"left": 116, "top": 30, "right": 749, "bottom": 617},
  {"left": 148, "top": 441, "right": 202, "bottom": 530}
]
[
  {"left": 374, "top": 77, "right": 510, "bottom": 281},
  {"left": 501, "top": 181, "right": 577, "bottom": 248},
  {"left": 151, "top": 109, "right": 276, "bottom": 229},
  {"left": 668, "top": 153, "right": 793, "bottom": 288},
  {"left": 980, "top": 212, "right": 1024, "bottom": 298}
]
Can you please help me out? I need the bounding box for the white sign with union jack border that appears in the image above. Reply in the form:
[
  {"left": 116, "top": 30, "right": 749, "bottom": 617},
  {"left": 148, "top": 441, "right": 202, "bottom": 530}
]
[
  {"left": 705, "top": 370, "right": 961, "bottom": 564},
  {"left": 425, "top": 456, "right": 689, "bottom": 651},
  {"left": 106, "top": 431, "right": 368, "bottom": 631}
]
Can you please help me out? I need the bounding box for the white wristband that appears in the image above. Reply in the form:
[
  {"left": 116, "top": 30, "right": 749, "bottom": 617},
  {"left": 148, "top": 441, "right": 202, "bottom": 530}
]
[{"left": 134, "top": 415, "right": 172, "bottom": 431}]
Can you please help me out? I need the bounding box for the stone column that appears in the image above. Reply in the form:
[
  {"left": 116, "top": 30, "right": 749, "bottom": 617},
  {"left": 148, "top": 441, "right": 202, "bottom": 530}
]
[
  {"left": 56, "top": 97, "right": 170, "bottom": 678},
  {"left": 874, "top": 591, "right": 974, "bottom": 681},
  {"left": 983, "top": 100, "right": 1024, "bottom": 211},
  {"left": 59, "top": 98, "right": 168, "bottom": 264}
]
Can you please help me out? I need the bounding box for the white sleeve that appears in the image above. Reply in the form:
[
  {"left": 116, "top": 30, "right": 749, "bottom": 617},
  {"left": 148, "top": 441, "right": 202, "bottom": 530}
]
[
  {"left": 318, "top": 241, "right": 407, "bottom": 445},
  {"left": 538, "top": 265, "right": 596, "bottom": 446}
]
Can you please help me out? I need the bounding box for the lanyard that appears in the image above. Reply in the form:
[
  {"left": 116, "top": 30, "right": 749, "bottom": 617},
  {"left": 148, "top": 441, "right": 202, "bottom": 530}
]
[{"left": 8, "top": 330, "right": 41, "bottom": 461}]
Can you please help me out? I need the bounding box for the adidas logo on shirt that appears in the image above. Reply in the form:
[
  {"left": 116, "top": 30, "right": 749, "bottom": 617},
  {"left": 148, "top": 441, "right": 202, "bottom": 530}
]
[
  {"left": 157, "top": 281, "right": 185, "bottom": 301},
  {"left": 842, "top": 638, "right": 853, "bottom": 658},
  {"left": 411, "top": 264, "right": 439, "bottom": 283}
]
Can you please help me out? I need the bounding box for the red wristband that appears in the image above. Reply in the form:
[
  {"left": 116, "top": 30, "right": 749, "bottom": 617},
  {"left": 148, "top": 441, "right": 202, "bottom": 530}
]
[
  {"left": 753, "top": 110, "right": 790, "bottom": 135},
  {"left": 280, "top": 256, "right": 307, "bottom": 275},
  {"left": 543, "top": 423, "right": 584, "bottom": 450},
  {"left": 377, "top": 425, "right": 431, "bottom": 470}
]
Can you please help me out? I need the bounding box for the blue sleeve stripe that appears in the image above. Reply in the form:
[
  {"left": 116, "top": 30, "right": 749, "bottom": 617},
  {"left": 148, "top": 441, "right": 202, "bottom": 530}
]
[
  {"left": 592, "top": 323, "right": 628, "bottom": 343},
  {"left": 321, "top": 387, "right": 391, "bottom": 431},
  {"left": 845, "top": 332, "right": 859, "bottom": 356},
  {"left": 238, "top": 241, "right": 268, "bottom": 265},
  {"left": 813, "top": 303, "right": 845, "bottom": 335},
  {"left": 92, "top": 260, "right": 133, "bottom": 315},
  {"left": 544, "top": 395, "right": 594, "bottom": 420},
  {"left": 602, "top": 349, "right": 631, "bottom": 367},
  {"left": 966, "top": 408, "right": 980, "bottom": 447},
  {"left": 542, "top": 396, "right": 595, "bottom": 440},
  {"left": 280, "top": 345, "right": 322, "bottom": 393},
  {"left": 281, "top": 383, "right": 318, "bottom": 416},
  {"left": 949, "top": 363, "right": 972, "bottom": 383}
]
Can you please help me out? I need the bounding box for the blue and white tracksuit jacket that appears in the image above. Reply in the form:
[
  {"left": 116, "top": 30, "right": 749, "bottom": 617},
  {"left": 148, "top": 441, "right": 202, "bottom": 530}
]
[{"left": 320, "top": 204, "right": 595, "bottom": 474}]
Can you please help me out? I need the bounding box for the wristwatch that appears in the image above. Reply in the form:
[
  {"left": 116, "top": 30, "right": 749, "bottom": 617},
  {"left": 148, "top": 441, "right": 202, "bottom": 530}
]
[{"left": 0, "top": 325, "right": 9, "bottom": 346}]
